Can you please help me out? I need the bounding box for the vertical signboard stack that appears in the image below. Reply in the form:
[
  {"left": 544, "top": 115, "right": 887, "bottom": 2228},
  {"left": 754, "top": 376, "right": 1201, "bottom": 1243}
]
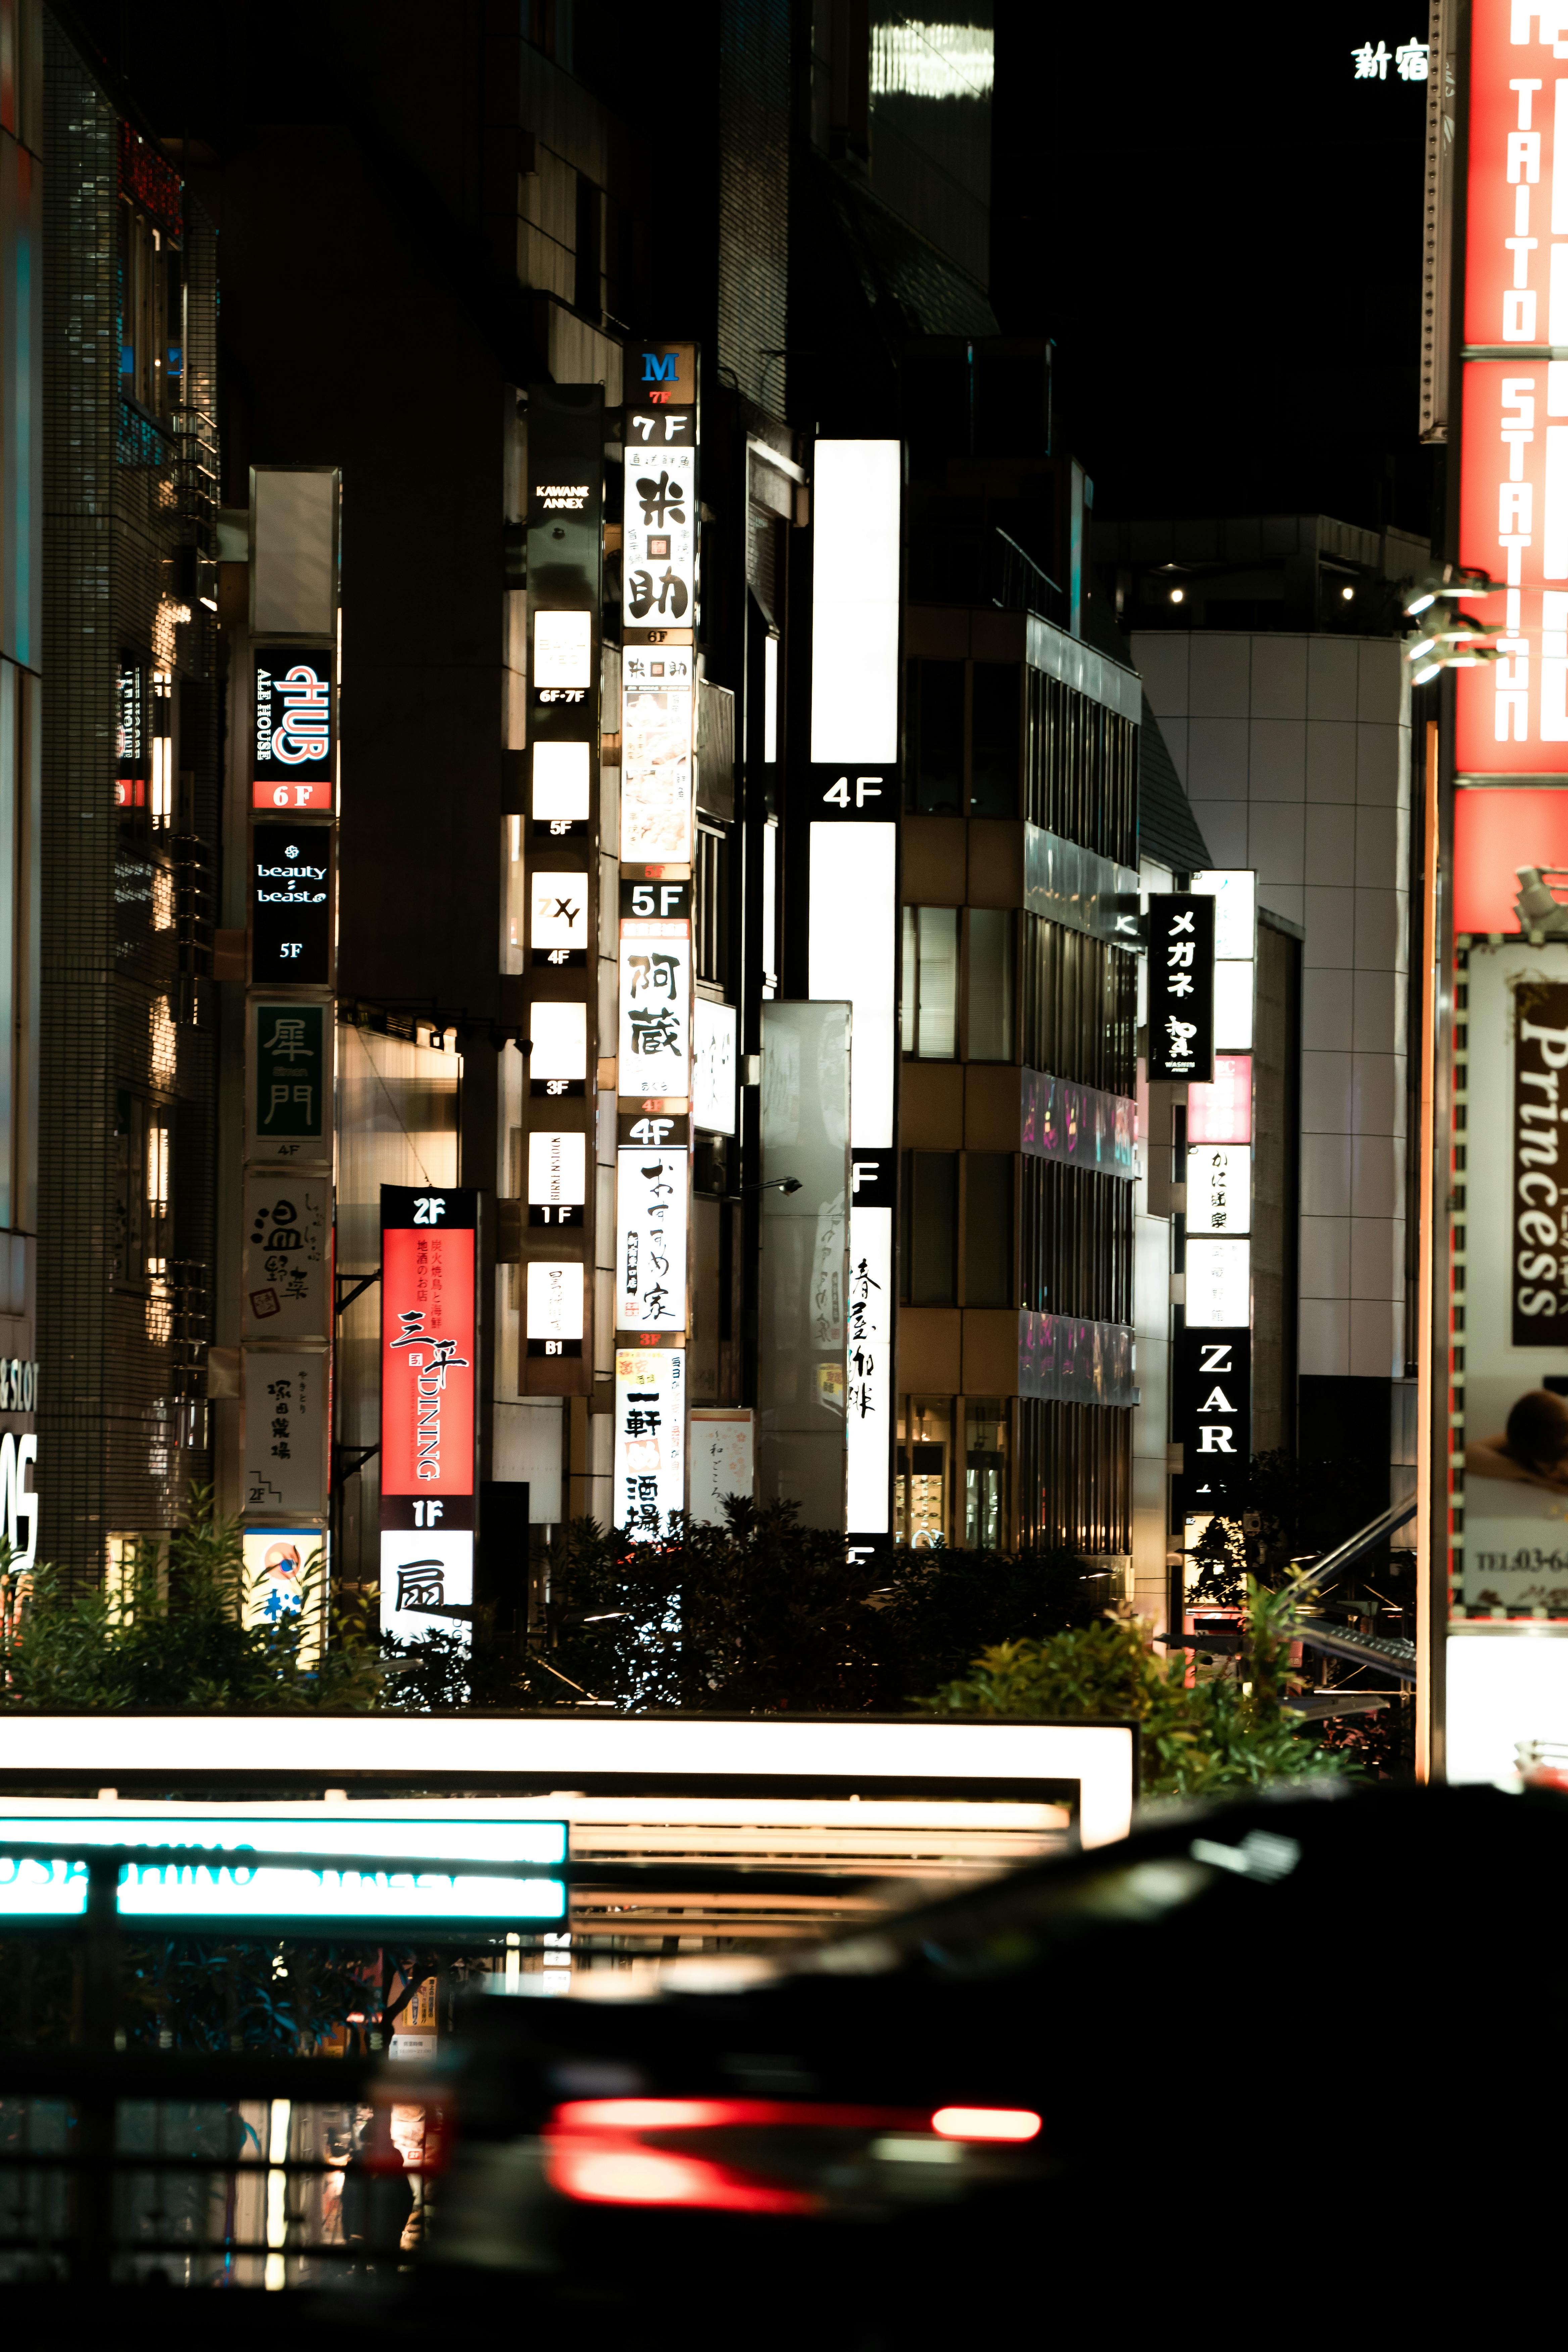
[
  {"left": 521, "top": 388, "right": 603, "bottom": 1399},
  {"left": 611, "top": 345, "right": 700, "bottom": 1541},
  {"left": 240, "top": 470, "right": 341, "bottom": 1633}
]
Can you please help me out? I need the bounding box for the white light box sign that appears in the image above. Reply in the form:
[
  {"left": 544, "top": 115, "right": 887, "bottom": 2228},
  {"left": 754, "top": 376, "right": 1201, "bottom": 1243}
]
[
  {"left": 811, "top": 441, "right": 901, "bottom": 762},
  {"left": 528, "top": 1130, "right": 586, "bottom": 1213},
  {"left": 1185, "top": 1145, "right": 1252, "bottom": 1236},
  {"left": 621, "top": 645, "right": 694, "bottom": 864},
  {"left": 614, "top": 1345, "right": 687, "bottom": 1539},
  {"left": 619, "top": 932, "right": 691, "bottom": 1097},
  {"left": 379, "top": 1527, "right": 473, "bottom": 1647},
  {"left": 693, "top": 996, "right": 737, "bottom": 1134},
  {"left": 1212, "top": 958, "right": 1255, "bottom": 1051},
  {"left": 531, "top": 873, "right": 588, "bottom": 957},
  {"left": 808, "top": 822, "right": 897, "bottom": 1149},
  {"left": 533, "top": 739, "right": 591, "bottom": 822},
  {"left": 1185, "top": 1237, "right": 1251, "bottom": 1327},
  {"left": 616, "top": 1145, "right": 688, "bottom": 1331},
  {"left": 527, "top": 1261, "right": 584, "bottom": 1343},
  {"left": 846, "top": 1202, "right": 893, "bottom": 1532},
  {"left": 530, "top": 1000, "right": 587, "bottom": 1083},
  {"left": 1190, "top": 869, "right": 1256, "bottom": 961},
  {"left": 0, "top": 1723, "right": 1137, "bottom": 1850},
  {"left": 534, "top": 608, "right": 592, "bottom": 690}
]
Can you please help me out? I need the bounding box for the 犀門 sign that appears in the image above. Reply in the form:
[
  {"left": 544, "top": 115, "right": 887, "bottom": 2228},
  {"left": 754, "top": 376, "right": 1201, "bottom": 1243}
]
[{"left": 379, "top": 1187, "right": 478, "bottom": 1643}]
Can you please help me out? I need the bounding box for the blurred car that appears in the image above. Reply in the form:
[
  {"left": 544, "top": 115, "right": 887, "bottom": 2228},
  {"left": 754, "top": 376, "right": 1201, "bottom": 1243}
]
[{"left": 402, "top": 1780, "right": 1568, "bottom": 2336}]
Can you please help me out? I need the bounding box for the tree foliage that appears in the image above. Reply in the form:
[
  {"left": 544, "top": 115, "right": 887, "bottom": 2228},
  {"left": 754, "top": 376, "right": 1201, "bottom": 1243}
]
[
  {"left": 0, "top": 1491, "right": 384, "bottom": 1713},
  {"left": 921, "top": 1575, "right": 1356, "bottom": 1800},
  {"left": 466, "top": 1502, "right": 1119, "bottom": 1715}
]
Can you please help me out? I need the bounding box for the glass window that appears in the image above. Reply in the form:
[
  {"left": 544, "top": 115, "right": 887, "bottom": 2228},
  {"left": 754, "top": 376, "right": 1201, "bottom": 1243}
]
[
  {"left": 896, "top": 1396, "right": 952, "bottom": 1548},
  {"left": 901, "top": 1151, "right": 958, "bottom": 1305},
  {"left": 967, "top": 908, "right": 1014, "bottom": 1061},
  {"left": 970, "top": 663, "right": 1020, "bottom": 816},
  {"left": 964, "top": 1399, "right": 1008, "bottom": 1549},
  {"left": 911, "top": 659, "right": 965, "bottom": 814},
  {"left": 901, "top": 905, "right": 958, "bottom": 1059},
  {"left": 964, "top": 1155, "right": 1012, "bottom": 1307}
]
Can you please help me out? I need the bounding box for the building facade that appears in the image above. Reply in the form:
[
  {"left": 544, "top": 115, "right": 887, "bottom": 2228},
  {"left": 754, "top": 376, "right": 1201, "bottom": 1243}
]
[
  {"left": 0, "top": 0, "right": 41, "bottom": 1577},
  {"left": 37, "top": 15, "right": 219, "bottom": 1584}
]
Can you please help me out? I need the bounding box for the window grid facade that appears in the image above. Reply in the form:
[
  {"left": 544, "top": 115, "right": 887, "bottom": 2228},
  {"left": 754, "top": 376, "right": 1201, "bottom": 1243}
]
[
  {"left": 1019, "top": 1159, "right": 1133, "bottom": 1325},
  {"left": 1018, "top": 916, "right": 1137, "bottom": 1096}
]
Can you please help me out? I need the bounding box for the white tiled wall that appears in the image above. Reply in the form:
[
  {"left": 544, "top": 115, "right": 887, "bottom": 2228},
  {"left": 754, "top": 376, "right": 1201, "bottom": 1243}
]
[{"left": 1133, "top": 632, "right": 1411, "bottom": 1382}]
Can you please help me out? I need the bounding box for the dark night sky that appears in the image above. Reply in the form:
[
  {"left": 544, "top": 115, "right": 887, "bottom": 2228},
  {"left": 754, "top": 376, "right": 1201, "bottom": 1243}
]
[{"left": 993, "top": 0, "right": 1436, "bottom": 537}]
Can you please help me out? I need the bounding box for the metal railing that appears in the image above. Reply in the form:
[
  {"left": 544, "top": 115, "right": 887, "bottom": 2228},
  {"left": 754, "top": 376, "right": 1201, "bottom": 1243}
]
[{"left": 0, "top": 1836, "right": 555, "bottom": 2288}]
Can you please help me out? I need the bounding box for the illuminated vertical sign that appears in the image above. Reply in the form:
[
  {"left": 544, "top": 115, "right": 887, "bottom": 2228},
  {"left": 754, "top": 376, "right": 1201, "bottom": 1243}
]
[
  {"left": 614, "top": 1346, "right": 687, "bottom": 1540},
  {"left": 846, "top": 1154, "right": 894, "bottom": 1538},
  {"left": 693, "top": 997, "right": 737, "bottom": 1134},
  {"left": 379, "top": 1186, "right": 478, "bottom": 1640},
  {"left": 1173, "top": 1326, "right": 1251, "bottom": 1508},
  {"left": 528, "top": 1131, "right": 586, "bottom": 1227},
  {"left": 1455, "top": 4, "right": 1568, "bottom": 770},
  {"left": 618, "top": 930, "right": 691, "bottom": 1097},
  {"left": 1147, "top": 894, "right": 1215, "bottom": 1082},
  {"left": 253, "top": 652, "right": 335, "bottom": 811},
  {"left": 250, "top": 823, "right": 333, "bottom": 986},
  {"left": 116, "top": 658, "right": 145, "bottom": 808},
  {"left": 621, "top": 645, "right": 696, "bottom": 863},
  {"left": 525, "top": 1261, "right": 584, "bottom": 1356},
  {"left": 807, "top": 441, "right": 901, "bottom": 1543},
  {"left": 1184, "top": 1145, "right": 1252, "bottom": 1236},
  {"left": 625, "top": 444, "right": 697, "bottom": 626},
  {"left": 616, "top": 1146, "right": 689, "bottom": 1331}
]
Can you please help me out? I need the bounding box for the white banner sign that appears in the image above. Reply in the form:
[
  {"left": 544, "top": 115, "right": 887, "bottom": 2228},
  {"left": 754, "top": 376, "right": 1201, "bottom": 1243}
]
[
  {"left": 693, "top": 996, "right": 737, "bottom": 1134},
  {"left": 618, "top": 931, "right": 690, "bottom": 1096},
  {"left": 528, "top": 1130, "right": 586, "bottom": 1212},
  {"left": 689, "top": 1408, "right": 753, "bottom": 1525},
  {"left": 531, "top": 871, "right": 589, "bottom": 959},
  {"left": 624, "top": 446, "right": 696, "bottom": 628},
  {"left": 379, "top": 1528, "right": 474, "bottom": 1646},
  {"left": 534, "top": 608, "right": 592, "bottom": 690},
  {"left": 614, "top": 1347, "right": 686, "bottom": 1540},
  {"left": 242, "top": 1176, "right": 331, "bottom": 1340},
  {"left": 526, "top": 1261, "right": 584, "bottom": 1342},
  {"left": 243, "top": 1349, "right": 328, "bottom": 1519},
  {"left": 1184, "top": 1238, "right": 1251, "bottom": 1329},
  {"left": 846, "top": 1203, "right": 892, "bottom": 1533},
  {"left": 1184, "top": 1145, "right": 1251, "bottom": 1237},
  {"left": 616, "top": 1146, "right": 688, "bottom": 1331},
  {"left": 621, "top": 646, "right": 693, "bottom": 864}
]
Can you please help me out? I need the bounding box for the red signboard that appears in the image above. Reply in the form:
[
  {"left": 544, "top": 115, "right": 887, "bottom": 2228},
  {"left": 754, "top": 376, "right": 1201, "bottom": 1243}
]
[
  {"left": 1453, "top": 785, "right": 1568, "bottom": 929},
  {"left": 379, "top": 1188, "right": 477, "bottom": 1506},
  {"left": 1462, "top": 1, "right": 1568, "bottom": 352},
  {"left": 1187, "top": 1055, "right": 1253, "bottom": 1145}
]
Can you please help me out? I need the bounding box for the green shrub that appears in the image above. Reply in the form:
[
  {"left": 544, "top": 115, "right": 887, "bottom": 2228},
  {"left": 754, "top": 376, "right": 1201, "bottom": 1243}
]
[{"left": 921, "top": 1577, "right": 1355, "bottom": 1800}]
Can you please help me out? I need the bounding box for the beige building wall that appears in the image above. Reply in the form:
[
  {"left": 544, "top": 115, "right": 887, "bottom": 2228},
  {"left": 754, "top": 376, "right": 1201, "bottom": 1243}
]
[{"left": 1132, "top": 632, "right": 1411, "bottom": 1386}]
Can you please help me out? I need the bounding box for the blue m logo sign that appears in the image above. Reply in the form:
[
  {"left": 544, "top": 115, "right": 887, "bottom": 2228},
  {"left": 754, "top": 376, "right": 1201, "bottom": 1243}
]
[{"left": 642, "top": 354, "right": 678, "bottom": 383}]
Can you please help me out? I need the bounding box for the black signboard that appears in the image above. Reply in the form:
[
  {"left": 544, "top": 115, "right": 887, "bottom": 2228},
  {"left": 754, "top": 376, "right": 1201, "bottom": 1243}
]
[
  {"left": 810, "top": 766, "right": 901, "bottom": 821},
  {"left": 250, "top": 823, "right": 332, "bottom": 986},
  {"left": 1147, "top": 893, "right": 1215, "bottom": 1083},
  {"left": 1174, "top": 1325, "right": 1251, "bottom": 1507},
  {"left": 253, "top": 650, "right": 334, "bottom": 812}
]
